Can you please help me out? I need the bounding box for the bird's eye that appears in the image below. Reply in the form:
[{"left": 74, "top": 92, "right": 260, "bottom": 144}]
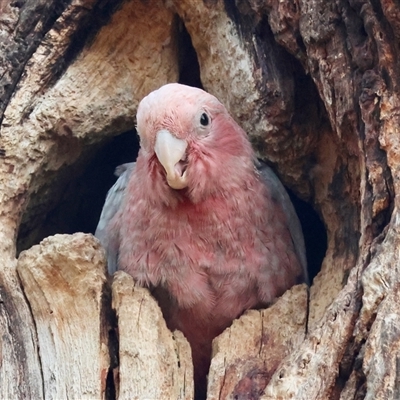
[{"left": 200, "top": 112, "right": 209, "bottom": 126}]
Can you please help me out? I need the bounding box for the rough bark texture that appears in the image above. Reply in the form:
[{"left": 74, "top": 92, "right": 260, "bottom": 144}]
[
  {"left": 207, "top": 284, "right": 308, "bottom": 399},
  {"left": 112, "top": 272, "right": 194, "bottom": 400},
  {"left": 17, "top": 233, "right": 109, "bottom": 399},
  {"left": 0, "top": 0, "right": 399, "bottom": 398}
]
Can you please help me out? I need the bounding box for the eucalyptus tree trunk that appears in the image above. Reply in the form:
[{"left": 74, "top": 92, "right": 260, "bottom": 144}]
[{"left": 0, "top": 0, "right": 398, "bottom": 399}]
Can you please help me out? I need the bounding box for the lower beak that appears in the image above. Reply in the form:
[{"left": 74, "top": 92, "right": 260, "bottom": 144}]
[{"left": 154, "top": 129, "right": 189, "bottom": 189}]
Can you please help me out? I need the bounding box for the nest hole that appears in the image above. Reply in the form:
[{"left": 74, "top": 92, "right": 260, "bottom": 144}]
[
  {"left": 16, "top": 16, "right": 327, "bottom": 286},
  {"left": 16, "top": 133, "right": 326, "bottom": 284},
  {"left": 16, "top": 19, "right": 328, "bottom": 397}
]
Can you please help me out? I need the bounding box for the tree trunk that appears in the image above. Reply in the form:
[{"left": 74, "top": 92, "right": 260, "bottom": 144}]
[{"left": 0, "top": 0, "right": 398, "bottom": 398}]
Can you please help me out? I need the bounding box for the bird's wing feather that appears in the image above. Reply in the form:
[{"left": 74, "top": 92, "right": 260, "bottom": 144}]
[
  {"left": 95, "top": 162, "right": 135, "bottom": 274},
  {"left": 256, "top": 160, "right": 308, "bottom": 284}
]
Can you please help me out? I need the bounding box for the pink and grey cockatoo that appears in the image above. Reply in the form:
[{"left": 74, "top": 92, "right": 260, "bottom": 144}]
[{"left": 96, "top": 83, "right": 307, "bottom": 395}]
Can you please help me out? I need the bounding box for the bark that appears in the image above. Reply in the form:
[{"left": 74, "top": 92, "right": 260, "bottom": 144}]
[
  {"left": 17, "top": 233, "right": 109, "bottom": 399},
  {"left": 207, "top": 284, "right": 308, "bottom": 399},
  {"left": 0, "top": 0, "right": 399, "bottom": 398},
  {"left": 112, "top": 272, "right": 193, "bottom": 400}
]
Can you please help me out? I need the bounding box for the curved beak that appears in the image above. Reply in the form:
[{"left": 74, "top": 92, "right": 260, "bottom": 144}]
[{"left": 154, "top": 129, "right": 188, "bottom": 189}]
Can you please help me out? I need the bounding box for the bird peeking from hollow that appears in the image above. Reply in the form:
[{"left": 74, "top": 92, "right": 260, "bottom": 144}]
[{"left": 95, "top": 83, "right": 308, "bottom": 398}]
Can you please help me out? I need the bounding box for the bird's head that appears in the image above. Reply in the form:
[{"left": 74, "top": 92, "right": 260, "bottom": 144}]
[{"left": 136, "top": 83, "right": 254, "bottom": 201}]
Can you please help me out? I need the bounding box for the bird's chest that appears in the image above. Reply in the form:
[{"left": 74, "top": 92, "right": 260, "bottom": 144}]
[{"left": 119, "top": 197, "right": 266, "bottom": 310}]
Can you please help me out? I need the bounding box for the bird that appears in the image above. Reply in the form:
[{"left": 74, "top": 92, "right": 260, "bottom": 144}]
[{"left": 95, "top": 83, "right": 307, "bottom": 397}]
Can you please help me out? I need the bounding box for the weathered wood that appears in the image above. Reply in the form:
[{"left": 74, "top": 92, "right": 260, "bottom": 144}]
[
  {"left": 262, "top": 262, "right": 362, "bottom": 399},
  {"left": 0, "top": 0, "right": 399, "bottom": 398},
  {"left": 0, "top": 1, "right": 102, "bottom": 396},
  {"left": 362, "top": 282, "right": 400, "bottom": 400},
  {"left": 208, "top": 284, "right": 308, "bottom": 399},
  {"left": 112, "top": 271, "right": 194, "bottom": 400},
  {"left": 17, "top": 233, "right": 109, "bottom": 399},
  {"left": 0, "top": 0, "right": 76, "bottom": 122},
  {"left": 0, "top": 262, "right": 44, "bottom": 399}
]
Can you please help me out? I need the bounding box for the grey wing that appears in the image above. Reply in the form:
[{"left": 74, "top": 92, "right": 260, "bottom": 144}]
[
  {"left": 256, "top": 160, "right": 309, "bottom": 285},
  {"left": 95, "top": 162, "right": 135, "bottom": 274}
]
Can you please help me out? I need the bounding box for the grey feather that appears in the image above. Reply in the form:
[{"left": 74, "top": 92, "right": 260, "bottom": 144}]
[
  {"left": 95, "top": 162, "right": 135, "bottom": 274},
  {"left": 256, "top": 160, "right": 308, "bottom": 284}
]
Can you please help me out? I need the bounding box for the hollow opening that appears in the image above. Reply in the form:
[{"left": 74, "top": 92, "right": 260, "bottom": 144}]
[
  {"left": 16, "top": 15, "right": 326, "bottom": 286},
  {"left": 288, "top": 190, "right": 327, "bottom": 282},
  {"left": 177, "top": 16, "right": 202, "bottom": 89},
  {"left": 17, "top": 131, "right": 140, "bottom": 254}
]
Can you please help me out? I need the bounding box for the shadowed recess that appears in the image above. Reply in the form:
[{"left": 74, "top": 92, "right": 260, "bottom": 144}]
[{"left": 16, "top": 131, "right": 140, "bottom": 254}]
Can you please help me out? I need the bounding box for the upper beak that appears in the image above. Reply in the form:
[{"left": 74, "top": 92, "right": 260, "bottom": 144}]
[{"left": 154, "top": 129, "right": 189, "bottom": 189}]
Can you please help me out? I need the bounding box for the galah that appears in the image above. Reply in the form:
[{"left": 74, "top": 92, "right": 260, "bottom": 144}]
[{"left": 96, "top": 83, "right": 307, "bottom": 395}]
